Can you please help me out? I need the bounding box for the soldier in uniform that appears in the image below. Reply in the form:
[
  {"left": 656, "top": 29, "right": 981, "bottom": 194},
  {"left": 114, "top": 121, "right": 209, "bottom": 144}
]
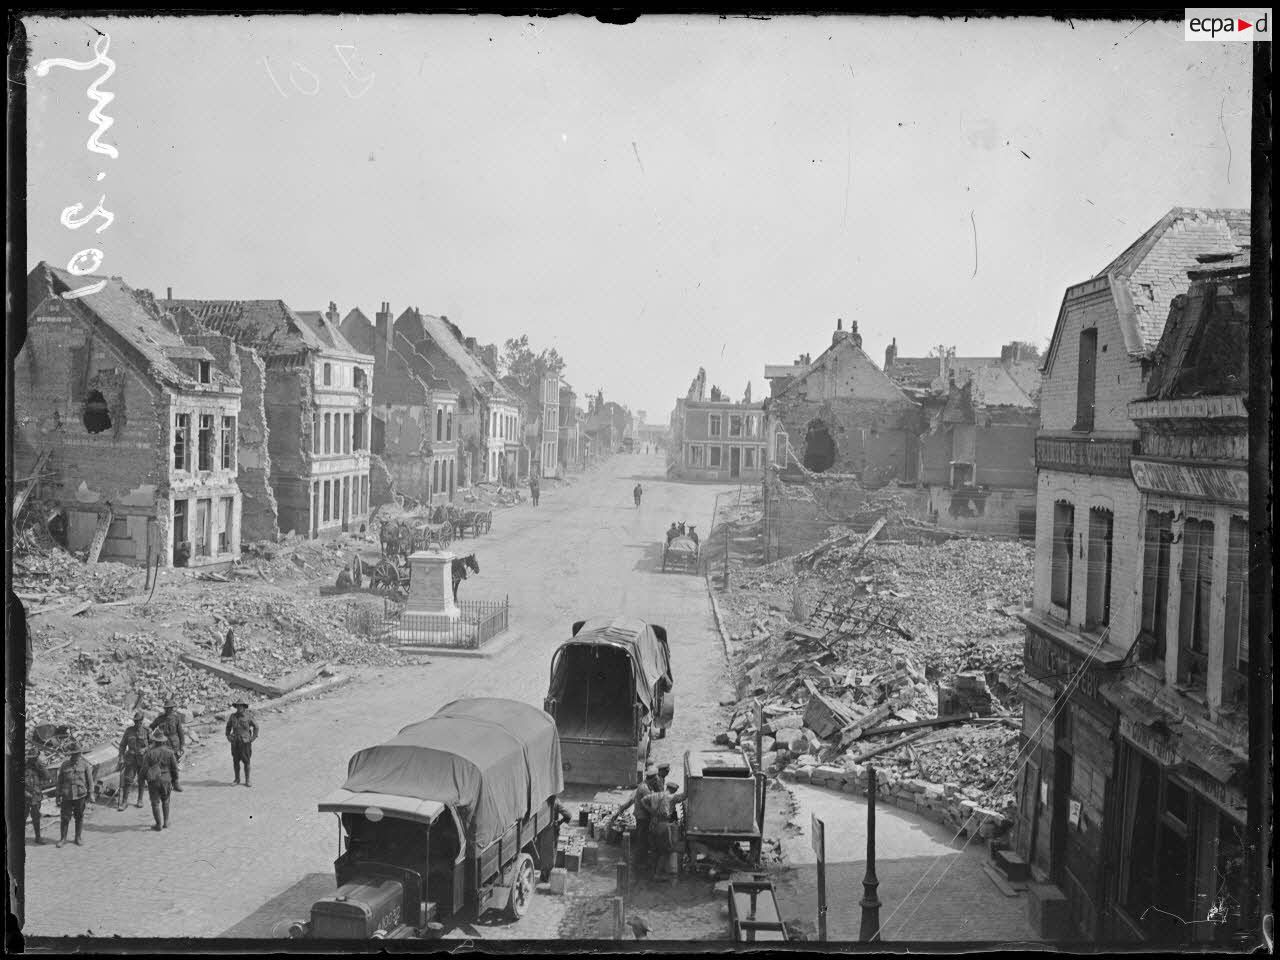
[
  {"left": 225, "top": 699, "right": 259, "bottom": 787},
  {"left": 640, "top": 774, "right": 686, "bottom": 879},
  {"left": 55, "top": 741, "right": 94, "bottom": 848},
  {"left": 142, "top": 728, "right": 180, "bottom": 831},
  {"left": 26, "top": 745, "right": 48, "bottom": 845},
  {"left": 149, "top": 699, "right": 185, "bottom": 791},
  {"left": 117, "top": 711, "right": 149, "bottom": 810},
  {"left": 608, "top": 763, "right": 662, "bottom": 874}
]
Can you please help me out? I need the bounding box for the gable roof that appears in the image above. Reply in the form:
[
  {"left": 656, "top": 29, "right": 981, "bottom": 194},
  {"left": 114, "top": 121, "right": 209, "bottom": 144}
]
[
  {"left": 162, "top": 298, "right": 366, "bottom": 362},
  {"left": 396, "top": 309, "right": 515, "bottom": 403},
  {"left": 27, "top": 263, "right": 235, "bottom": 391},
  {"left": 296, "top": 310, "right": 365, "bottom": 357},
  {"left": 776, "top": 336, "right": 913, "bottom": 404}
]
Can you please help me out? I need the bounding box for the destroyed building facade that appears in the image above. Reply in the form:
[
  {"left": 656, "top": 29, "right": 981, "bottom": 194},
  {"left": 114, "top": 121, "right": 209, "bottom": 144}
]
[
  {"left": 339, "top": 303, "right": 460, "bottom": 505},
  {"left": 163, "top": 296, "right": 375, "bottom": 538},
  {"left": 1012, "top": 207, "right": 1250, "bottom": 944},
  {"left": 670, "top": 367, "right": 766, "bottom": 481},
  {"left": 390, "top": 308, "right": 518, "bottom": 490},
  {"left": 18, "top": 264, "right": 244, "bottom": 568}
]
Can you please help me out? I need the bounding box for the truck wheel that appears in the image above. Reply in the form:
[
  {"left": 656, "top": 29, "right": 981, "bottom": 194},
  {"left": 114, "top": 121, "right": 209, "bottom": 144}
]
[{"left": 504, "top": 854, "right": 536, "bottom": 921}]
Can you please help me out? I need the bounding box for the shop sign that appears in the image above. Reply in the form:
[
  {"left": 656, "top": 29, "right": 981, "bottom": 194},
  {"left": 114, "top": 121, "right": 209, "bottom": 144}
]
[
  {"left": 1119, "top": 715, "right": 1178, "bottom": 767},
  {"left": 1026, "top": 631, "right": 1101, "bottom": 699},
  {"left": 1130, "top": 458, "right": 1248, "bottom": 505},
  {"left": 1036, "top": 436, "right": 1136, "bottom": 477},
  {"left": 1179, "top": 764, "right": 1247, "bottom": 821}
]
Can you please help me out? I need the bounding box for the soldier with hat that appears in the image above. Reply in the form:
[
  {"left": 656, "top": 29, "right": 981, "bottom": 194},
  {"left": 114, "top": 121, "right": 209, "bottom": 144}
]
[
  {"left": 149, "top": 698, "right": 185, "bottom": 791},
  {"left": 25, "top": 745, "right": 48, "bottom": 845},
  {"left": 142, "top": 728, "right": 180, "bottom": 831},
  {"left": 117, "top": 711, "right": 149, "bottom": 810},
  {"left": 608, "top": 763, "right": 663, "bottom": 873},
  {"left": 225, "top": 699, "right": 259, "bottom": 787},
  {"left": 55, "top": 741, "right": 94, "bottom": 848}
]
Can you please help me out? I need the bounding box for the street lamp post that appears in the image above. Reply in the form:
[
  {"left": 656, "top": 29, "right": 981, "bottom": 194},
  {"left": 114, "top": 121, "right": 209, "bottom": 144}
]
[{"left": 859, "top": 765, "right": 882, "bottom": 943}]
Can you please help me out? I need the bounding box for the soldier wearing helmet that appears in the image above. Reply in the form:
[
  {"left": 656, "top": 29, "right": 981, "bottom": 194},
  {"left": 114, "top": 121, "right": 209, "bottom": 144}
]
[{"left": 149, "top": 698, "right": 185, "bottom": 791}]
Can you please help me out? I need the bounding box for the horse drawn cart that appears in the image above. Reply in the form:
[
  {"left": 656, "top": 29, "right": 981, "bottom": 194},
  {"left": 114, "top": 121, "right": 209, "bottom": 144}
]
[{"left": 662, "top": 532, "right": 700, "bottom": 573}]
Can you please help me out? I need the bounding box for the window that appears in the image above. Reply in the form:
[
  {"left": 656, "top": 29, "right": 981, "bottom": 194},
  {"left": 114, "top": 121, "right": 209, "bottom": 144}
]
[
  {"left": 432, "top": 460, "right": 439, "bottom": 493},
  {"left": 1140, "top": 511, "right": 1174, "bottom": 663},
  {"left": 197, "top": 415, "right": 215, "bottom": 470},
  {"left": 449, "top": 459, "right": 455, "bottom": 495},
  {"left": 1178, "top": 518, "right": 1214, "bottom": 687},
  {"left": 313, "top": 414, "right": 321, "bottom": 454},
  {"left": 1074, "top": 328, "right": 1097, "bottom": 431},
  {"left": 446, "top": 410, "right": 453, "bottom": 441},
  {"left": 1051, "top": 502, "right": 1075, "bottom": 612},
  {"left": 321, "top": 413, "right": 330, "bottom": 454},
  {"left": 173, "top": 414, "right": 190, "bottom": 471},
  {"left": 344, "top": 413, "right": 352, "bottom": 454},
  {"left": 743, "top": 447, "right": 756, "bottom": 469},
  {"left": 361, "top": 476, "right": 369, "bottom": 515},
  {"left": 1224, "top": 517, "right": 1248, "bottom": 672},
  {"left": 172, "top": 499, "right": 188, "bottom": 553},
  {"left": 221, "top": 416, "right": 235, "bottom": 470},
  {"left": 688, "top": 445, "right": 704, "bottom": 467},
  {"left": 323, "top": 481, "right": 331, "bottom": 522},
  {"left": 199, "top": 360, "right": 211, "bottom": 384},
  {"left": 195, "top": 498, "right": 211, "bottom": 557},
  {"left": 730, "top": 415, "right": 743, "bottom": 437},
  {"left": 323, "top": 363, "right": 332, "bottom": 386},
  {"left": 709, "top": 446, "right": 722, "bottom": 468},
  {"left": 709, "top": 415, "right": 722, "bottom": 437},
  {"left": 353, "top": 411, "right": 364, "bottom": 451},
  {"left": 219, "top": 497, "right": 233, "bottom": 553},
  {"left": 1085, "top": 507, "right": 1114, "bottom": 629},
  {"left": 436, "top": 408, "right": 444, "bottom": 441}
]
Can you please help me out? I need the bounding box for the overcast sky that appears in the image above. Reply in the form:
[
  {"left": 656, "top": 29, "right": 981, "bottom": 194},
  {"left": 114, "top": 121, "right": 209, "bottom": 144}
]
[{"left": 24, "top": 15, "right": 1252, "bottom": 422}]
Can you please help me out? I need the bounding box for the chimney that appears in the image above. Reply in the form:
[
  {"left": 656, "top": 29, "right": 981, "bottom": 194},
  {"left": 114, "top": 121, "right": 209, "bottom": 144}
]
[
  {"left": 482, "top": 343, "right": 498, "bottom": 374},
  {"left": 832, "top": 318, "right": 850, "bottom": 348},
  {"left": 465, "top": 336, "right": 478, "bottom": 352},
  {"left": 325, "top": 301, "right": 340, "bottom": 327},
  {"left": 849, "top": 320, "right": 862, "bottom": 349},
  {"left": 885, "top": 337, "right": 897, "bottom": 371},
  {"left": 166, "top": 287, "right": 172, "bottom": 301}
]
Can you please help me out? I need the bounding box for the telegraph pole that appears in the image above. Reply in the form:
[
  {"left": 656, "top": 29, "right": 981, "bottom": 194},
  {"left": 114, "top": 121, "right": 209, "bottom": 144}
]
[{"left": 859, "top": 765, "right": 882, "bottom": 942}]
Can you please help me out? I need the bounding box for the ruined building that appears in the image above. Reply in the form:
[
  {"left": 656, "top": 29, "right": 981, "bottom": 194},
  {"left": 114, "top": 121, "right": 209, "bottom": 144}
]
[
  {"left": 1011, "top": 208, "right": 1250, "bottom": 944},
  {"left": 17, "top": 264, "right": 243, "bottom": 567},
  {"left": 163, "top": 296, "right": 375, "bottom": 538},
  {"left": 669, "top": 366, "right": 766, "bottom": 482}
]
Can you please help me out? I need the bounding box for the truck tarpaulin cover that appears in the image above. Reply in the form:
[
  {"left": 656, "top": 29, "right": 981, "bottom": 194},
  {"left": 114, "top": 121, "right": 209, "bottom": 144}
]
[
  {"left": 549, "top": 617, "right": 672, "bottom": 712},
  {"left": 341, "top": 698, "right": 563, "bottom": 848}
]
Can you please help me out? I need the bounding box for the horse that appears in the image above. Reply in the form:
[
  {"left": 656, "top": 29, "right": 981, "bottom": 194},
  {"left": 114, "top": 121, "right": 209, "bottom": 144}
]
[
  {"left": 687, "top": 524, "right": 699, "bottom": 546},
  {"left": 451, "top": 553, "right": 479, "bottom": 601}
]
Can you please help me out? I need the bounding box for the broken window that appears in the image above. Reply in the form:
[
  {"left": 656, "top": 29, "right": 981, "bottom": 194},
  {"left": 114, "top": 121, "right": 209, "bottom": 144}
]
[
  {"left": 323, "top": 363, "right": 332, "bottom": 386},
  {"left": 83, "top": 390, "right": 112, "bottom": 434},
  {"left": 730, "top": 415, "right": 743, "bottom": 437},
  {"left": 709, "top": 446, "right": 722, "bottom": 468},
  {"left": 219, "top": 497, "right": 233, "bottom": 553},
  {"left": 322, "top": 480, "right": 331, "bottom": 522},
  {"left": 354, "top": 411, "right": 364, "bottom": 451},
  {"left": 354, "top": 367, "right": 368, "bottom": 393},
  {"left": 1178, "top": 518, "right": 1214, "bottom": 688},
  {"left": 174, "top": 413, "right": 190, "bottom": 471},
  {"left": 198, "top": 415, "right": 214, "bottom": 471},
  {"left": 221, "top": 416, "right": 235, "bottom": 470},
  {"left": 1051, "top": 501, "right": 1075, "bottom": 612},
  {"left": 195, "top": 498, "right": 211, "bottom": 557},
  {"left": 172, "top": 499, "right": 188, "bottom": 560},
  {"left": 1074, "top": 328, "right": 1097, "bottom": 431},
  {"left": 1085, "top": 507, "right": 1114, "bottom": 630},
  {"left": 802, "top": 419, "right": 836, "bottom": 473},
  {"left": 709, "top": 415, "right": 722, "bottom": 437},
  {"left": 743, "top": 447, "right": 755, "bottom": 469},
  {"left": 199, "top": 360, "right": 211, "bottom": 384},
  {"left": 1140, "top": 511, "right": 1174, "bottom": 663}
]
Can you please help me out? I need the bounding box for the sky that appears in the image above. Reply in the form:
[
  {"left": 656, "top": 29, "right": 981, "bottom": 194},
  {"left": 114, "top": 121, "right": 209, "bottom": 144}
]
[{"left": 23, "top": 15, "right": 1253, "bottom": 423}]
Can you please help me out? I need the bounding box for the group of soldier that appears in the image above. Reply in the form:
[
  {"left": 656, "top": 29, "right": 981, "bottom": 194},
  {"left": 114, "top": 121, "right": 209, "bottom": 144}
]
[
  {"left": 606, "top": 762, "right": 686, "bottom": 881},
  {"left": 665, "top": 522, "right": 698, "bottom": 545},
  {"left": 25, "top": 698, "right": 260, "bottom": 846}
]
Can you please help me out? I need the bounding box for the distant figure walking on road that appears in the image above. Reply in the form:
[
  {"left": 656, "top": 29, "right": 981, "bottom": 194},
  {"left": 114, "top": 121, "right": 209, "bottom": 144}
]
[
  {"left": 150, "top": 699, "right": 185, "bottom": 791},
  {"left": 117, "top": 711, "right": 149, "bottom": 810},
  {"left": 633, "top": 483, "right": 643, "bottom": 508},
  {"left": 529, "top": 474, "right": 540, "bottom": 507},
  {"left": 55, "top": 742, "right": 93, "bottom": 848},
  {"left": 226, "top": 700, "right": 259, "bottom": 787},
  {"left": 143, "top": 729, "right": 179, "bottom": 831}
]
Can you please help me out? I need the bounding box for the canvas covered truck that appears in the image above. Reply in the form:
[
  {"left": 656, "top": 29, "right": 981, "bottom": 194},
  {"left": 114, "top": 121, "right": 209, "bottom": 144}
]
[
  {"left": 289, "top": 698, "right": 563, "bottom": 939},
  {"left": 544, "top": 617, "right": 674, "bottom": 787}
]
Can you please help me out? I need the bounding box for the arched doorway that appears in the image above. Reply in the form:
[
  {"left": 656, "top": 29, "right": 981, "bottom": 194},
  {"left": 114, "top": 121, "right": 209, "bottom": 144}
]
[{"left": 803, "top": 419, "right": 836, "bottom": 472}]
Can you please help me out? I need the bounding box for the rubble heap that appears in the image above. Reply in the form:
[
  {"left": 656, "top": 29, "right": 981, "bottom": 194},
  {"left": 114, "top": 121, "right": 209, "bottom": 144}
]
[{"left": 713, "top": 537, "right": 1032, "bottom": 817}]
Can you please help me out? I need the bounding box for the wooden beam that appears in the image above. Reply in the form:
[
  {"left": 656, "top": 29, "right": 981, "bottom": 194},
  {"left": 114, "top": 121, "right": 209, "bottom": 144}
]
[
  {"left": 851, "top": 730, "right": 931, "bottom": 764},
  {"left": 861, "top": 712, "right": 978, "bottom": 738},
  {"left": 178, "top": 652, "right": 286, "bottom": 697},
  {"left": 85, "top": 508, "right": 114, "bottom": 565}
]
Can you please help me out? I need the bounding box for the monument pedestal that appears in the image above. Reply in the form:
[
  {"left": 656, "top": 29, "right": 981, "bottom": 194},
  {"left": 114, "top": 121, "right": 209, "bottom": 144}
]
[{"left": 394, "top": 550, "right": 477, "bottom": 647}]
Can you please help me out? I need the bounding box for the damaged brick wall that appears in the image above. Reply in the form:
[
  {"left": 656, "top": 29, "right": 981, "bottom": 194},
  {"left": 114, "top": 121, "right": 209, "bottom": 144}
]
[
  {"left": 233, "top": 345, "right": 279, "bottom": 541},
  {"left": 378, "top": 404, "right": 433, "bottom": 502},
  {"left": 263, "top": 361, "right": 312, "bottom": 537},
  {"left": 369, "top": 453, "right": 397, "bottom": 507},
  {"left": 773, "top": 395, "right": 923, "bottom": 479}
]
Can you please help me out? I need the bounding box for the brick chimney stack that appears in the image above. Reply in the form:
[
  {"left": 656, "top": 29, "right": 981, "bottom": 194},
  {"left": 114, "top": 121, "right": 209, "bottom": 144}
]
[
  {"left": 849, "top": 320, "right": 862, "bottom": 349},
  {"left": 166, "top": 287, "right": 173, "bottom": 301},
  {"left": 885, "top": 337, "right": 897, "bottom": 372},
  {"left": 325, "top": 301, "right": 340, "bottom": 328},
  {"left": 832, "top": 318, "right": 850, "bottom": 347}
]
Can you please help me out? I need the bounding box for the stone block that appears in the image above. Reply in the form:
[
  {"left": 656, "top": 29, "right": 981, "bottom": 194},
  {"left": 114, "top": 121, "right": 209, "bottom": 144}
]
[
  {"left": 548, "top": 868, "right": 568, "bottom": 895},
  {"left": 993, "top": 848, "right": 1030, "bottom": 882},
  {"left": 564, "top": 850, "right": 581, "bottom": 872},
  {"left": 905, "top": 778, "right": 929, "bottom": 794},
  {"left": 894, "top": 795, "right": 917, "bottom": 813},
  {"left": 814, "top": 764, "right": 845, "bottom": 783},
  {"left": 841, "top": 781, "right": 860, "bottom": 795},
  {"left": 581, "top": 842, "right": 598, "bottom": 866}
]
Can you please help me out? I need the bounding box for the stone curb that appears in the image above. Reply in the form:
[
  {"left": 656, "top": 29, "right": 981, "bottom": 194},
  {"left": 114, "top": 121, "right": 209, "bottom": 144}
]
[
  {"left": 393, "top": 628, "right": 526, "bottom": 660},
  {"left": 704, "top": 574, "right": 732, "bottom": 662}
]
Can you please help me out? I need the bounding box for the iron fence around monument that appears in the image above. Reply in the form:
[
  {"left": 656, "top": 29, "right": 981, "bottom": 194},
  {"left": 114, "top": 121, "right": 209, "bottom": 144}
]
[{"left": 346, "top": 597, "right": 510, "bottom": 650}]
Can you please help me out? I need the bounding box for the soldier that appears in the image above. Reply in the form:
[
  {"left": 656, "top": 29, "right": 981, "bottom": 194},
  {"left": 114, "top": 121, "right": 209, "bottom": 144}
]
[
  {"left": 149, "top": 698, "right": 185, "bottom": 791},
  {"left": 142, "top": 728, "right": 179, "bottom": 831},
  {"left": 225, "top": 699, "right": 259, "bottom": 787},
  {"left": 633, "top": 483, "right": 643, "bottom": 508},
  {"left": 117, "top": 711, "right": 149, "bottom": 810},
  {"left": 529, "top": 474, "right": 540, "bottom": 507},
  {"left": 55, "top": 741, "right": 94, "bottom": 849},
  {"left": 666, "top": 522, "right": 680, "bottom": 544},
  {"left": 608, "top": 763, "right": 662, "bottom": 874},
  {"left": 640, "top": 775, "right": 686, "bottom": 879},
  {"left": 25, "top": 745, "right": 48, "bottom": 845}
]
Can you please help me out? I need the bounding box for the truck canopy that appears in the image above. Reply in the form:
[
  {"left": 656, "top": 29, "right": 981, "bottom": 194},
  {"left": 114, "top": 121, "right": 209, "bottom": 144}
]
[
  {"left": 549, "top": 617, "right": 671, "bottom": 713},
  {"left": 340, "top": 698, "right": 563, "bottom": 849}
]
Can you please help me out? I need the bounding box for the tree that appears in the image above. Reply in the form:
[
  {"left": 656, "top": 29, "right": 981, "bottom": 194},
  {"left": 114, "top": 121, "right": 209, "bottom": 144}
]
[{"left": 500, "top": 335, "right": 565, "bottom": 390}]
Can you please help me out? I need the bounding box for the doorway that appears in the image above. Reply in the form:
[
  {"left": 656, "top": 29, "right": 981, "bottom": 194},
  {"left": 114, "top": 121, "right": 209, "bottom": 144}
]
[{"left": 730, "top": 447, "right": 741, "bottom": 479}]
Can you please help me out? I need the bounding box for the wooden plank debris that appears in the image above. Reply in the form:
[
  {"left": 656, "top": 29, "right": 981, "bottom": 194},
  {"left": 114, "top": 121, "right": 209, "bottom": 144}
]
[
  {"left": 851, "top": 730, "right": 931, "bottom": 764},
  {"left": 860, "top": 712, "right": 979, "bottom": 738},
  {"left": 85, "top": 509, "right": 114, "bottom": 565}
]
